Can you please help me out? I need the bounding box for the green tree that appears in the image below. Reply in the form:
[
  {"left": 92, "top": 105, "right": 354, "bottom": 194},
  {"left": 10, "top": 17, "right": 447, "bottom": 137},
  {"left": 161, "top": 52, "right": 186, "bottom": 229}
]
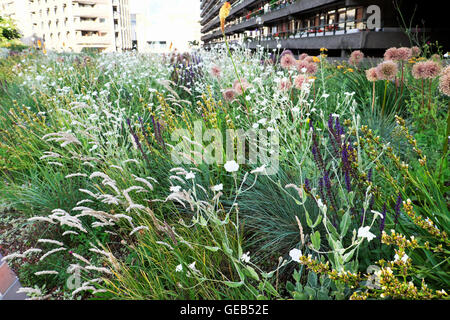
[{"left": 0, "top": 16, "right": 21, "bottom": 44}]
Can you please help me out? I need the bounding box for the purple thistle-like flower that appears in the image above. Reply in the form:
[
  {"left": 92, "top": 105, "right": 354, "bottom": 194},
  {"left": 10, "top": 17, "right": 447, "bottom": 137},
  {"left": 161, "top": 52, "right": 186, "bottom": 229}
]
[
  {"left": 394, "top": 193, "right": 402, "bottom": 225},
  {"left": 367, "top": 168, "right": 373, "bottom": 182},
  {"left": 341, "top": 145, "right": 352, "bottom": 192},
  {"left": 304, "top": 178, "right": 311, "bottom": 193},
  {"left": 334, "top": 117, "right": 343, "bottom": 145},
  {"left": 344, "top": 171, "right": 351, "bottom": 193},
  {"left": 323, "top": 171, "right": 337, "bottom": 213},
  {"left": 318, "top": 177, "right": 326, "bottom": 202},
  {"left": 138, "top": 117, "right": 152, "bottom": 149},
  {"left": 150, "top": 115, "right": 157, "bottom": 138},
  {"left": 127, "top": 118, "right": 150, "bottom": 165}
]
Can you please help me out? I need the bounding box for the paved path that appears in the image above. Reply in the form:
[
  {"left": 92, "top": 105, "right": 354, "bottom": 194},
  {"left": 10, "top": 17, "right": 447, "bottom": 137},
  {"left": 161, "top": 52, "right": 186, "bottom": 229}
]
[{"left": 0, "top": 253, "right": 28, "bottom": 300}]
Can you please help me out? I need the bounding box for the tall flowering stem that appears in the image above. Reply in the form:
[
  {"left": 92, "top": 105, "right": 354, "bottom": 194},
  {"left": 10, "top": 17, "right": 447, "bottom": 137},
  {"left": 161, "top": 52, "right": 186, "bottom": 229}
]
[
  {"left": 438, "top": 101, "right": 450, "bottom": 179},
  {"left": 372, "top": 82, "right": 376, "bottom": 113},
  {"left": 400, "top": 61, "right": 405, "bottom": 96},
  {"left": 219, "top": 2, "right": 250, "bottom": 117},
  {"left": 381, "top": 80, "right": 388, "bottom": 117}
]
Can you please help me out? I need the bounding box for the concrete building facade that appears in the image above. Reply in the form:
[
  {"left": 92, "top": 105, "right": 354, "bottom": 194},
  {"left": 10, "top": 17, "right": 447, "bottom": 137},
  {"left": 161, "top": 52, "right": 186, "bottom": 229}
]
[
  {"left": 200, "top": 0, "right": 449, "bottom": 57},
  {"left": 0, "top": 0, "right": 132, "bottom": 52}
]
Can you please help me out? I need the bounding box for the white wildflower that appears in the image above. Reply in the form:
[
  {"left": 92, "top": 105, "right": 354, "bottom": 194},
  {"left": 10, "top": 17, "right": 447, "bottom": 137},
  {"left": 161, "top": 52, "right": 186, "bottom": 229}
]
[
  {"left": 224, "top": 160, "right": 239, "bottom": 173},
  {"left": 289, "top": 248, "right": 302, "bottom": 262},
  {"left": 211, "top": 184, "right": 223, "bottom": 192},
  {"left": 357, "top": 226, "right": 376, "bottom": 242}
]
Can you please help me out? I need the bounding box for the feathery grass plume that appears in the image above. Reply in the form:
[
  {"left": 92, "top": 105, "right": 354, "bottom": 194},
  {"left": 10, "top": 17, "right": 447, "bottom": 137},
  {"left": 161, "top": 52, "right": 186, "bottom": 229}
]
[
  {"left": 219, "top": 2, "right": 231, "bottom": 33},
  {"left": 34, "top": 270, "right": 59, "bottom": 276},
  {"left": 39, "top": 248, "right": 66, "bottom": 261}
]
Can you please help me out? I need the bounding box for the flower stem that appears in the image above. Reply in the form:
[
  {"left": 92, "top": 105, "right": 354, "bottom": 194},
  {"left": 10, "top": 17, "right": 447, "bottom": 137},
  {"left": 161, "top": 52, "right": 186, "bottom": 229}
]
[
  {"left": 222, "top": 32, "right": 250, "bottom": 117},
  {"left": 371, "top": 81, "right": 375, "bottom": 113},
  {"left": 438, "top": 101, "right": 450, "bottom": 179},
  {"left": 381, "top": 80, "right": 388, "bottom": 117}
]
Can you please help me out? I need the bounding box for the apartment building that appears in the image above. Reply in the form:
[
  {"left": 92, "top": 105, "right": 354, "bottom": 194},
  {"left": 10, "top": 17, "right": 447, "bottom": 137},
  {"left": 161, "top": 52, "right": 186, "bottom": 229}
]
[
  {"left": 200, "top": 0, "right": 449, "bottom": 57},
  {"left": 112, "top": 0, "right": 132, "bottom": 52},
  {"left": 0, "top": 0, "right": 132, "bottom": 52}
]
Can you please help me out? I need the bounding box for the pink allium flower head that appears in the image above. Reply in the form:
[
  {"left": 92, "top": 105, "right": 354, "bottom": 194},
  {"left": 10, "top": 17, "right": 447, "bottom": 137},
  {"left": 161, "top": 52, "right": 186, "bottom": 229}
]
[
  {"left": 431, "top": 54, "right": 442, "bottom": 63},
  {"left": 441, "top": 66, "right": 450, "bottom": 77},
  {"left": 294, "top": 74, "right": 305, "bottom": 89},
  {"left": 439, "top": 73, "right": 450, "bottom": 96},
  {"left": 223, "top": 88, "right": 237, "bottom": 102},
  {"left": 278, "top": 78, "right": 292, "bottom": 91},
  {"left": 384, "top": 47, "right": 399, "bottom": 61},
  {"left": 297, "top": 60, "right": 309, "bottom": 73},
  {"left": 280, "top": 53, "right": 297, "bottom": 69},
  {"left": 210, "top": 65, "right": 221, "bottom": 78},
  {"left": 304, "top": 56, "right": 315, "bottom": 63},
  {"left": 424, "top": 60, "right": 441, "bottom": 78},
  {"left": 376, "top": 60, "right": 398, "bottom": 80},
  {"left": 412, "top": 61, "right": 427, "bottom": 79},
  {"left": 413, "top": 60, "right": 441, "bottom": 79},
  {"left": 411, "top": 46, "right": 421, "bottom": 57},
  {"left": 298, "top": 53, "right": 309, "bottom": 61},
  {"left": 349, "top": 50, "right": 364, "bottom": 65},
  {"left": 365, "top": 67, "right": 379, "bottom": 82},
  {"left": 232, "top": 78, "right": 251, "bottom": 95},
  {"left": 280, "top": 49, "right": 294, "bottom": 58},
  {"left": 297, "top": 60, "right": 317, "bottom": 74},
  {"left": 306, "top": 62, "right": 318, "bottom": 74},
  {"left": 397, "top": 47, "right": 412, "bottom": 61}
]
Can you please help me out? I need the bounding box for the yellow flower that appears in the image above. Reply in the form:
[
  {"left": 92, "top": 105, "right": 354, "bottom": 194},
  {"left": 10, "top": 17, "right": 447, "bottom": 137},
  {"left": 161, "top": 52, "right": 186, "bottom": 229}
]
[
  {"left": 219, "top": 2, "right": 231, "bottom": 33},
  {"left": 37, "top": 39, "right": 42, "bottom": 49},
  {"left": 320, "top": 47, "right": 328, "bottom": 52},
  {"left": 337, "top": 65, "right": 344, "bottom": 69},
  {"left": 347, "top": 68, "right": 354, "bottom": 72},
  {"left": 312, "top": 56, "right": 320, "bottom": 63}
]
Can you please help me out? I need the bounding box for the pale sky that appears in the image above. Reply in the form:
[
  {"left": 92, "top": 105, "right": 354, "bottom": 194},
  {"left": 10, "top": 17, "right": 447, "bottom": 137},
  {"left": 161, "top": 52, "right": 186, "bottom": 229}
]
[{"left": 130, "top": 0, "right": 201, "bottom": 50}]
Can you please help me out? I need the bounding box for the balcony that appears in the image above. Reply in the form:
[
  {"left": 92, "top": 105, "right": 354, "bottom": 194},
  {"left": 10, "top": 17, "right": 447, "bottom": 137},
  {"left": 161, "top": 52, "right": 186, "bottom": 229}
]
[
  {"left": 76, "top": 35, "right": 112, "bottom": 45},
  {"left": 75, "top": 21, "right": 110, "bottom": 32},
  {"left": 73, "top": 7, "right": 109, "bottom": 18},
  {"left": 201, "top": 0, "right": 258, "bottom": 33}
]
